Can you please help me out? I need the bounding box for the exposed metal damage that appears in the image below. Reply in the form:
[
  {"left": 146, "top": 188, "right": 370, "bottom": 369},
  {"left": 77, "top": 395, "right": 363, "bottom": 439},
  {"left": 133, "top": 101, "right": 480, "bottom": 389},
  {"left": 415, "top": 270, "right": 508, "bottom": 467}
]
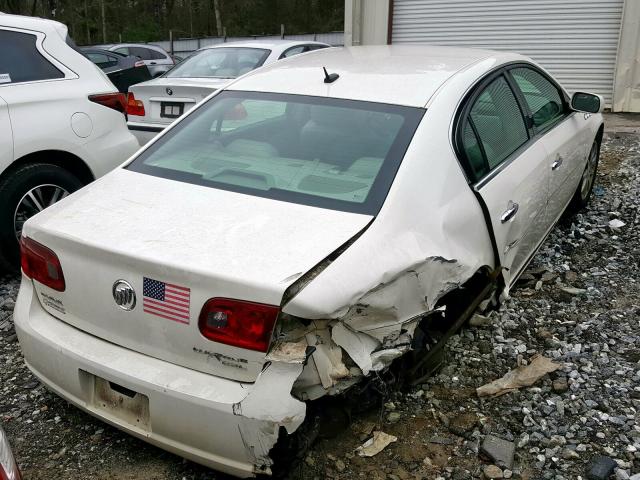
[{"left": 233, "top": 255, "right": 488, "bottom": 474}]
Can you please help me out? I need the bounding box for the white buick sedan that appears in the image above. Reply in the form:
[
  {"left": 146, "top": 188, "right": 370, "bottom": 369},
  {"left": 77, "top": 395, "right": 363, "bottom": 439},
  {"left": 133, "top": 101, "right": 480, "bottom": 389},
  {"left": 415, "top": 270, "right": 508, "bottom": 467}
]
[{"left": 14, "top": 45, "right": 603, "bottom": 477}]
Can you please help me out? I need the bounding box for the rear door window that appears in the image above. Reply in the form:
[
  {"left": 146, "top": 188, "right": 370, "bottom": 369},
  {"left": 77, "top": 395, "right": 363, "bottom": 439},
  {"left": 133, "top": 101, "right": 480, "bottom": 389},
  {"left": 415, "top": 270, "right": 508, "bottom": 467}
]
[
  {"left": 0, "top": 29, "right": 64, "bottom": 84},
  {"left": 86, "top": 52, "right": 118, "bottom": 68},
  {"left": 462, "top": 75, "right": 529, "bottom": 175},
  {"left": 510, "top": 67, "right": 566, "bottom": 131},
  {"left": 128, "top": 91, "right": 424, "bottom": 215},
  {"left": 148, "top": 49, "right": 167, "bottom": 60},
  {"left": 129, "top": 47, "right": 154, "bottom": 60},
  {"left": 280, "top": 46, "right": 307, "bottom": 59}
]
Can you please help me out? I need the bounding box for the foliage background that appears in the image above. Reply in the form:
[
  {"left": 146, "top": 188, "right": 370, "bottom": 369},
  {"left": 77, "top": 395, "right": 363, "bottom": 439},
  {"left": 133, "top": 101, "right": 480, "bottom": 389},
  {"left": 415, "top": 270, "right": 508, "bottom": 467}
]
[{"left": 0, "top": 0, "right": 344, "bottom": 45}]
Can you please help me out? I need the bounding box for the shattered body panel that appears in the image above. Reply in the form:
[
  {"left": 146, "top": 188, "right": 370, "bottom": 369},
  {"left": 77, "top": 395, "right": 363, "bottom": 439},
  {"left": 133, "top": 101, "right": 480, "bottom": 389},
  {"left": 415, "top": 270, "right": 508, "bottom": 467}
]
[{"left": 273, "top": 82, "right": 497, "bottom": 400}]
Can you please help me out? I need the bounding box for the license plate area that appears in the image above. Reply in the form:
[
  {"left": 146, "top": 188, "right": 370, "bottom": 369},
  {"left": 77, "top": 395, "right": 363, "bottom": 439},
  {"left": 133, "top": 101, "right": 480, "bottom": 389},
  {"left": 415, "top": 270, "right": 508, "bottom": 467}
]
[
  {"left": 92, "top": 375, "right": 151, "bottom": 431},
  {"left": 160, "top": 102, "right": 184, "bottom": 119}
]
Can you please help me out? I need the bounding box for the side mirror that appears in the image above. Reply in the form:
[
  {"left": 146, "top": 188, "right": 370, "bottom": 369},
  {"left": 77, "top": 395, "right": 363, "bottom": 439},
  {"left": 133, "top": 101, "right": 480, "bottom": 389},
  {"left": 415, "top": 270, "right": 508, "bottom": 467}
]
[{"left": 571, "top": 92, "right": 604, "bottom": 114}]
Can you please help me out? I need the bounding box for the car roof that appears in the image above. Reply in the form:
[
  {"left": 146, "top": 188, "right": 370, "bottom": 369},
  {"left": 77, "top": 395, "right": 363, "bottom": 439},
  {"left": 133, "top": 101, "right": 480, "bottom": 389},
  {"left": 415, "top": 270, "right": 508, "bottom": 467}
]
[
  {"left": 0, "top": 12, "right": 67, "bottom": 38},
  {"left": 202, "top": 39, "right": 329, "bottom": 50},
  {"left": 228, "top": 44, "right": 525, "bottom": 108}
]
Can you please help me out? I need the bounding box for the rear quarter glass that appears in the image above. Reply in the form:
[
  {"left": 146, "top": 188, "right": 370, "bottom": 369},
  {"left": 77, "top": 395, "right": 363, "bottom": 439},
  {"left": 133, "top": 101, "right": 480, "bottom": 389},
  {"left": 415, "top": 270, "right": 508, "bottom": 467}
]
[{"left": 127, "top": 91, "right": 425, "bottom": 215}]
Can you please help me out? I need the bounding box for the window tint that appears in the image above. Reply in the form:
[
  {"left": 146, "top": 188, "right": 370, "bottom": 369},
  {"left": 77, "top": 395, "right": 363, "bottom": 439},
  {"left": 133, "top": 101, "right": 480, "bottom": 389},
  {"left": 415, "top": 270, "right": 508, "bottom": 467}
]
[
  {"left": 129, "top": 47, "right": 154, "bottom": 60},
  {"left": 464, "top": 75, "right": 528, "bottom": 172},
  {"left": 511, "top": 67, "right": 565, "bottom": 130},
  {"left": 148, "top": 49, "right": 167, "bottom": 60},
  {"left": 280, "top": 46, "right": 306, "bottom": 59},
  {"left": 127, "top": 91, "right": 424, "bottom": 215},
  {"left": 219, "top": 100, "right": 287, "bottom": 132},
  {"left": 86, "top": 52, "right": 118, "bottom": 68},
  {"left": 0, "top": 30, "right": 64, "bottom": 84},
  {"left": 462, "top": 120, "right": 486, "bottom": 179}
]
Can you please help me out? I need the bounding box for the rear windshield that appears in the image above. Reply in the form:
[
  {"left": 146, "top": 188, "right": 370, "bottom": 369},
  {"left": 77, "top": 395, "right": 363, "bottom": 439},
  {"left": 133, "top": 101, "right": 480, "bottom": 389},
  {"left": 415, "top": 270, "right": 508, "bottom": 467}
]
[
  {"left": 165, "top": 47, "right": 270, "bottom": 79},
  {"left": 127, "top": 91, "right": 424, "bottom": 215}
]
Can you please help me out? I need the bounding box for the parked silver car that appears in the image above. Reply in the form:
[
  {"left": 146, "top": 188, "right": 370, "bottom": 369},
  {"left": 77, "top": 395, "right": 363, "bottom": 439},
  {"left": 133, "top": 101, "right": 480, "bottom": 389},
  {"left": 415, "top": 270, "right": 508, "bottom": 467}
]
[
  {"left": 126, "top": 39, "right": 329, "bottom": 144},
  {"left": 107, "top": 43, "right": 174, "bottom": 77}
]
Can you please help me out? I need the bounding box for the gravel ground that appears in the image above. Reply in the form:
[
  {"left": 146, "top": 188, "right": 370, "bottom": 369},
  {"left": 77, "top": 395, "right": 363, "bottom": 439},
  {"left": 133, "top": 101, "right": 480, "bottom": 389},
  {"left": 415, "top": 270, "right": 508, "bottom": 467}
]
[{"left": 1, "top": 131, "right": 639, "bottom": 480}]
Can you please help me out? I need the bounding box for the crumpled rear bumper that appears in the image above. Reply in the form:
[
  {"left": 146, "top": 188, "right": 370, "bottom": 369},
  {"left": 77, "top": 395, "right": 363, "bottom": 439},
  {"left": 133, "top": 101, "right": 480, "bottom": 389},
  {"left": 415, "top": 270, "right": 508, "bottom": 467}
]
[{"left": 13, "top": 276, "right": 305, "bottom": 478}]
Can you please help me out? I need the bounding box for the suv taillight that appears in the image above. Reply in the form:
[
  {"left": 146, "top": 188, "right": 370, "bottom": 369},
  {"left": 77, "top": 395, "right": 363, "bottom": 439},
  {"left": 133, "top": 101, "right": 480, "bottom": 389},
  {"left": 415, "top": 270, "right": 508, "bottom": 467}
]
[
  {"left": 88, "top": 92, "right": 127, "bottom": 114},
  {"left": 126, "top": 92, "right": 145, "bottom": 116},
  {"left": 198, "top": 298, "right": 279, "bottom": 352},
  {"left": 20, "top": 237, "right": 65, "bottom": 292}
]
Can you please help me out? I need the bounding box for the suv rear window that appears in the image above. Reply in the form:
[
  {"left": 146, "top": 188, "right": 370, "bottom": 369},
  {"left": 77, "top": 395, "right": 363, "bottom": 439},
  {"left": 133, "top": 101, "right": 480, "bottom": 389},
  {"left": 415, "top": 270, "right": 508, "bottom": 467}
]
[
  {"left": 0, "top": 30, "right": 64, "bottom": 84},
  {"left": 128, "top": 91, "right": 424, "bottom": 215}
]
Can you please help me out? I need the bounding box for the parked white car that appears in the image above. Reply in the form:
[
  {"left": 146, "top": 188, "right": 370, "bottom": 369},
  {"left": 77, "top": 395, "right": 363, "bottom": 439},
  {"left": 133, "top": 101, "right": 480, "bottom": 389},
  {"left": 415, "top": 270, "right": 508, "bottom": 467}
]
[
  {"left": 14, "top": 45, "right": 603, "bottom": 477},
  {"left": 126, "top": 40, "right": 330, "bottom": 144},
  {"left": 106, "top": 43, "right": 174, "bottom": 77},
  {"left": 0, "top": 14, "right": 139, "bottom": 269}
]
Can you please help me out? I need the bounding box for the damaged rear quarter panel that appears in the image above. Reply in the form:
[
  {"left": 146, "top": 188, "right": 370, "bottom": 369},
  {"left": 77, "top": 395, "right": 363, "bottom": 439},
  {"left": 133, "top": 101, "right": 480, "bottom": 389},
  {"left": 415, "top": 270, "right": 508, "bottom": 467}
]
[{"left": 279, "top": 98, "right": 496, "bottom": 383}]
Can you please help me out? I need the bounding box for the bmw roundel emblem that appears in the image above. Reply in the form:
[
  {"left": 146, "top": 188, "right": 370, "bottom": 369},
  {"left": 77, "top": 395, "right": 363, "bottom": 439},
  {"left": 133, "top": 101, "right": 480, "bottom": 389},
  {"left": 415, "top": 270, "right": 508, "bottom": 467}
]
[
  {"left": 112, "top": 280, "right": 136, "bottom": 311},
  {"left": 166, "top": 87, "right": 173, "bottom": 95}
]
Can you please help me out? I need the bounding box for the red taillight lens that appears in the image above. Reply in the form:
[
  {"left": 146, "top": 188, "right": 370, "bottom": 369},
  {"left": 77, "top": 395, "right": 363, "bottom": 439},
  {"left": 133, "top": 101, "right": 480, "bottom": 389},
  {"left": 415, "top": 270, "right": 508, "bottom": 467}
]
[
  {"left": 134, "top": 60, "right": 145, "bottom": 68},
  {"left": 1, "top": 428, "right": 22, "bottom": 480},
  {"left": 198, "top": 298, "right": 279, "bottom": 352},
  {"left": 20, "top": 237, "right": 65, "bottom": 292},
  {"left": 126, "top": 92, "right": 145, "bottom": 116},
  {"left": 88, "top": 92, "right": 127, "bottom": 114}
]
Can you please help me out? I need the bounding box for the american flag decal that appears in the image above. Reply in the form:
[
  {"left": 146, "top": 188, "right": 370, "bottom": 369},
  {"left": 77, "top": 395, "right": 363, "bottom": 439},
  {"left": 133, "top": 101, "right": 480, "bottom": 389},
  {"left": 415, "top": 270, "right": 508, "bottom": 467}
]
[{"left": 143, "top": 277, "right": 190, "bottom": 324}]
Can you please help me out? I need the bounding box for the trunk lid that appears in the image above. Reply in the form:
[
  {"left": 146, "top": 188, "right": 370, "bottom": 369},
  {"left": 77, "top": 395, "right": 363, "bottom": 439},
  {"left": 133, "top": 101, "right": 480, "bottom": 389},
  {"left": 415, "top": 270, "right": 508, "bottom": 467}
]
[
  {"left": 128, "top": 77, "right": 229, "bottom": 125},
  {"left": 23, "top": 169, "right": 371, "bottom": 382}
]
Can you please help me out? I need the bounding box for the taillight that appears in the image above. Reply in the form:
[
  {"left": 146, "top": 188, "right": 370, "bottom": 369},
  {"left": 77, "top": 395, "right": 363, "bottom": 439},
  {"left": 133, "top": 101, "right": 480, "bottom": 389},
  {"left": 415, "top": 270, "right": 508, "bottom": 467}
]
[
  {"left": 134, "top": 60, "right": 145, "bottom": 68},
  {"left": 88, "top": 92, "right": 127, "bottom": 114},
  {"left": 0, "top": 427, "right": 22, "bottom": 480},
  {"left": 126, "top": 92, "right": 145, "bottom": 116},
  {"left": 198, "top": 298, "right": 279, "bottom": 352},
  {"left": 20, "top": 237, "right": 65, "bottom": 292}
]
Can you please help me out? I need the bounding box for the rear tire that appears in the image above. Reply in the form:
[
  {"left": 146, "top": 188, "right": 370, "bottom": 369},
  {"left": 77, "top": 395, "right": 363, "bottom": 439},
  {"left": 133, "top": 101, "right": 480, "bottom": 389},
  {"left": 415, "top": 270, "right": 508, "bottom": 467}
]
[
  {"left": 0, "top": 163, "right": 83, "bottom": 271},
  {"left": 568, "top": 139, "right": 600, "bottom": 213}
]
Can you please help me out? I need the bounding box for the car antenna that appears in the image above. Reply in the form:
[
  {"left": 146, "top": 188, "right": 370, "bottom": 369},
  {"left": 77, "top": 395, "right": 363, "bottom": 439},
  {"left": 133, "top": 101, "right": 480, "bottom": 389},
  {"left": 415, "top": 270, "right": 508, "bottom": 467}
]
[{"left": 323, "top": 67, "right": 339, "bottom": 83}]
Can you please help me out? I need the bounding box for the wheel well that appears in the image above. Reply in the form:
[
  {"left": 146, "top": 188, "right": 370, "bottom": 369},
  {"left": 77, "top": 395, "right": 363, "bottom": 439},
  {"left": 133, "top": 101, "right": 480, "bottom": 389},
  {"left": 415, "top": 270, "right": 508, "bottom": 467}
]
[
  {"left": 596, "top": 123, "right": 604, "bottom": 145},
  {"left": 2, "top": 151, "right": 94, "bottom": 185}
]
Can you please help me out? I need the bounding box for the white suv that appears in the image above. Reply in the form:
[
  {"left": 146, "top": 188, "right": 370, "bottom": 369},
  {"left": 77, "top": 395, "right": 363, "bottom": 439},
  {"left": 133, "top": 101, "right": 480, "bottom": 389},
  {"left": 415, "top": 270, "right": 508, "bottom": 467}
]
[{"left": 0, "top": 14, "right": 139, "bottom": 269}]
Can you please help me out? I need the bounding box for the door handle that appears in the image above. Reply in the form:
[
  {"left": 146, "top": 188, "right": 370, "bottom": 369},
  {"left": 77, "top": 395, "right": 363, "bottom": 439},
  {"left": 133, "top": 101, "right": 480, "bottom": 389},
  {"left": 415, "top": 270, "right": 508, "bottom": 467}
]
[
  {"left": 501, "top": 201, "right": 519, "bottom": 223},
  {"left": 149, "top": 61, "right": 157, "bottom": 65},
  {"left": 551, "top": 156, "right": 564, "bottom": 170}
]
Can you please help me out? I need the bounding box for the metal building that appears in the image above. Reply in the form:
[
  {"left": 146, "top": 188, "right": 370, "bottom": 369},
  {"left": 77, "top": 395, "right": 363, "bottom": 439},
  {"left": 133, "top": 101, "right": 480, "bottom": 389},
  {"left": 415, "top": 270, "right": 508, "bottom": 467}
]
[{"left": 345, "top": 0, "right": 640, "bottom": 112}]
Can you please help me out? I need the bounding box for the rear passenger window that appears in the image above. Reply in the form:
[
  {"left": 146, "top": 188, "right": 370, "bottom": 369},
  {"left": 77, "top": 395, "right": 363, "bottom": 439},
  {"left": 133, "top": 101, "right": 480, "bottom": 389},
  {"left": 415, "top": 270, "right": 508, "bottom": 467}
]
[
  {"left": 0, "top": 30, "right": 64, "bottom": 84},
  {"left": 510, "top": 67, "right": 565, "bottom": 130},
  {"left": 149, "top": 49, "right": 167, "bottom": 60},
  {"left": 280, "top": 46, "right": 307, "bottom": 59},
  {"left": 464, "top": 75, "right": 528, "bottom": 173}
]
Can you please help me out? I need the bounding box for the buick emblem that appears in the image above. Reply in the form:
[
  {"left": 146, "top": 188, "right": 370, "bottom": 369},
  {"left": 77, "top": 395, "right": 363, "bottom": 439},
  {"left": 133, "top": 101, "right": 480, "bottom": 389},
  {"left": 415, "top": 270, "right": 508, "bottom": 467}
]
[
  {"left": 112, "top": 280, "right": 136, "bottom": 311},
  {"left": 166, "top": 87, "right": 173, "bottom": 95}
]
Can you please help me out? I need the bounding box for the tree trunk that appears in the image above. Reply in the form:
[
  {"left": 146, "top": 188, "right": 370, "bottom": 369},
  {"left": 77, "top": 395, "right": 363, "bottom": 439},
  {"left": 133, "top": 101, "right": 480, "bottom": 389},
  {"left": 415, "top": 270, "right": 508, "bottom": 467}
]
[
  {"left": 213, "top": 0, "right": 222, "bottom": 37},
  {"left": 100, "top": 0, "right": 106, "bottom": 43},
  {"left": 84, "top": 0, "right": 90, "bottom": 44}
]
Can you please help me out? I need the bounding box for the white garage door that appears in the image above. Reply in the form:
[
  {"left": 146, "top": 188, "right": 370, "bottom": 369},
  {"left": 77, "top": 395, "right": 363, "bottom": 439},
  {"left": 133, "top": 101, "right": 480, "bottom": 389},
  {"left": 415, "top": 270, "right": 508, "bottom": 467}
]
[{"left": 391, "top": 0, "right": 624, "bottom": 105}]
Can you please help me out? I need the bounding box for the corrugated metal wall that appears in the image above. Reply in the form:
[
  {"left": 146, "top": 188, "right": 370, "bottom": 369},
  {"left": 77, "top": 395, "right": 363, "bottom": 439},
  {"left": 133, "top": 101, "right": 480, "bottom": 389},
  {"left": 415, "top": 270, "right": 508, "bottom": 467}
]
[{"left": 391, "top": 0, "right": 624, "bottom": 104}]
